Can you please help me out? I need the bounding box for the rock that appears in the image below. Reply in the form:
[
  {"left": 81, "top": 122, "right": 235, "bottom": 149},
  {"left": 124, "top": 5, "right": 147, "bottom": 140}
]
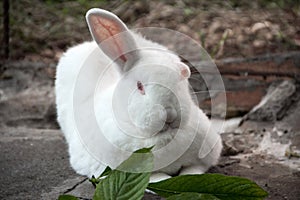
[
  {"left": 222, "top": 140, "right": 241, "bottom": 156},
  {"left": 244, "top": 80, "right": 297, "bottom": 121},
  {"left": 253, "top": 39, "right": 266, "bottom": 48},
  {"left": 251, "top": 21, "right": 271, "bottom": 33}
]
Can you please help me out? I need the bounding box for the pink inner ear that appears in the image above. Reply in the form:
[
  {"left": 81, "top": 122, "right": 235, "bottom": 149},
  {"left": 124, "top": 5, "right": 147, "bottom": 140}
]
[{"left": 90, "top": 15, "right": 127, "bottom": 62}]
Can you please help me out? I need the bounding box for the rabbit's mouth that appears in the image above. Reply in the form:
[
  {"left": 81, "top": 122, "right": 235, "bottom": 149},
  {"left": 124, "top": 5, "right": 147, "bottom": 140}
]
[
  {"left": 159, "top": 121, "right": 179, "bottom": 133},
  {"left": 158, "top": 106, "right": 181, "bottom": 134}
]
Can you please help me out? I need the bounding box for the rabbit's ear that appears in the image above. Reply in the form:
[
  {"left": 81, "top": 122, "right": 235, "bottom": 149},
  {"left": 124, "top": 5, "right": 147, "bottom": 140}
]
[
  {"left": 178, "top": 62, "right": 191, "bottom": 80},
  {"left": 86, "top": 8, "right": 139, "bottom": 71}
]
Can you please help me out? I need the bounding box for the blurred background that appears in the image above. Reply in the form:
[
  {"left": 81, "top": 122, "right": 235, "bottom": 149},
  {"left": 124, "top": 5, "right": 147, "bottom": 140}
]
[
  {"left": 1, "top": 0, "right": 300, "bottom": 115},
  {"left": 1, "top": 0, "right": 300, "bottom": 61}
]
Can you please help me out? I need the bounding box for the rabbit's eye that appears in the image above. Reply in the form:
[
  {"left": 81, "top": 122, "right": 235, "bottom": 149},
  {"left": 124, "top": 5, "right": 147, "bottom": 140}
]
[{"left": 137, "top": 81, "right": 145, "bottom": 95}]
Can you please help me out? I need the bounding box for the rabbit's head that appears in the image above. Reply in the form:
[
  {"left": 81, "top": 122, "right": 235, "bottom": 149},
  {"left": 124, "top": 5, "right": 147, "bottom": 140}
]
[{"left": 87, "top": 9, "right": 192, "bottom": 139}]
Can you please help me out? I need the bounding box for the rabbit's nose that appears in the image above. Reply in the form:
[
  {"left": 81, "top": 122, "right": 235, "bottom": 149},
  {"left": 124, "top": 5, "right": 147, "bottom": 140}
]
[{"left": 165, "top": 106, "right": 177, "bottom": 123}]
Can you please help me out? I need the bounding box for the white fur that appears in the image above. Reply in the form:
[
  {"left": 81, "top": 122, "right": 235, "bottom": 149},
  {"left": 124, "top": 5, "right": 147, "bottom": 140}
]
[{"left": 55, "top": 8, "right": 222, "bottom": 179}]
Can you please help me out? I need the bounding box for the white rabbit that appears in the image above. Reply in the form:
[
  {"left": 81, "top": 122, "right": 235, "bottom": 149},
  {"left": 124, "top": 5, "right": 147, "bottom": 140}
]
[{"left": 55, "top": 8, "right": 222, "bottom": 181}]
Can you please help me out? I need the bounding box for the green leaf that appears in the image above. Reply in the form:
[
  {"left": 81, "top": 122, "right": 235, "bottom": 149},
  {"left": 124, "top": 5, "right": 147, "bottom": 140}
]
[
  {"left": 58, "top": 194, "right": 79, "bottom": 200},
  {"left": 134, "top": 146, "right": 154, "bottom": 153},
  {"left": 167, "top": 192, "right": 220, "bottom": 200},
  {"left": 89, "top": 175, "right": 99, "bottom": 187},
  {"left": 147, "top": 174, "right": 268, "bottom": 200},
  {"left": 93, "top": 148, "right": 154, "bottom": 200},
  {"left": 99, "top": 166, "right": 112, "bottom": 177},
  {"left": 93, "top": 170, "right": 150, "bottom": 200},
  {"left": 117, "top": 147, "right": 154, "bottom": 173},
  {"left": 89, "top": 166, "right": 113, "bottom": 187}
]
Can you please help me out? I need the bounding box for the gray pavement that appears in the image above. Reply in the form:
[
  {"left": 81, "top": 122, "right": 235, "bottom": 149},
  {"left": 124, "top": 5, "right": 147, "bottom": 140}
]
[{"left": 0, "top": 128, "right": 78, "bottom": 199}]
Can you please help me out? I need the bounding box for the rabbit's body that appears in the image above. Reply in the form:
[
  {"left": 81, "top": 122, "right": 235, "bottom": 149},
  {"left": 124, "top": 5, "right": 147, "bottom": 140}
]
[{"left": 55, "top": 8, "right": 222, "bottom": 180}]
